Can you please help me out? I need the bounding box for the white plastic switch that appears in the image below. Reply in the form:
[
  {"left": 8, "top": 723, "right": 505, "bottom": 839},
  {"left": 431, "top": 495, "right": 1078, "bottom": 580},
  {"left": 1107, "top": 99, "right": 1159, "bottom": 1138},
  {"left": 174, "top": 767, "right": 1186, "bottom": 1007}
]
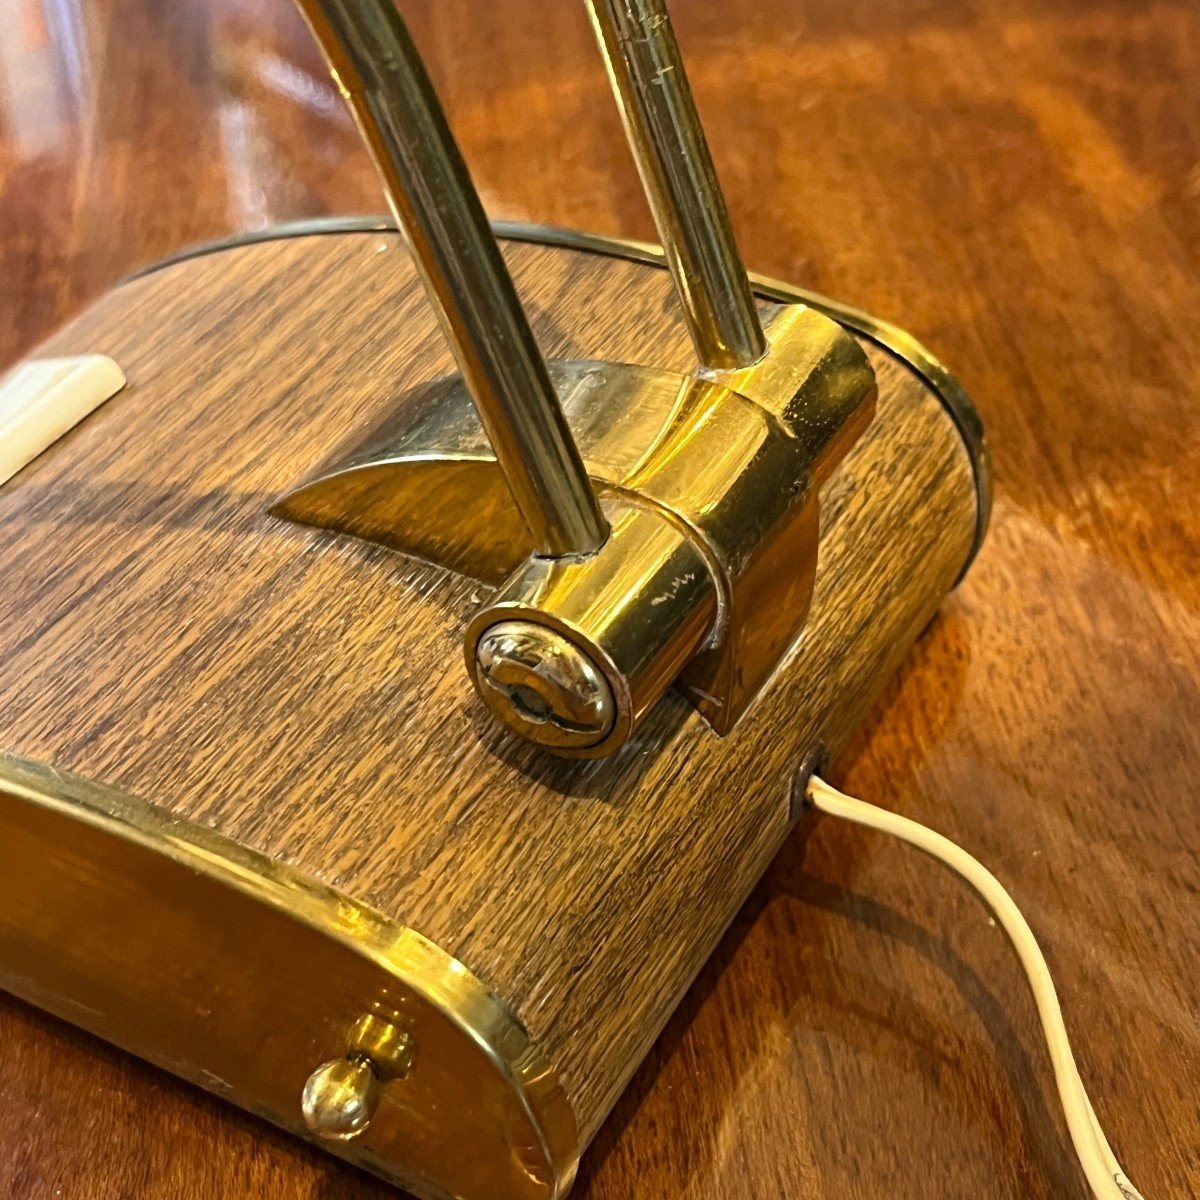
[{"left": 0, "top": 354, "right": 126, "bottom": 485}]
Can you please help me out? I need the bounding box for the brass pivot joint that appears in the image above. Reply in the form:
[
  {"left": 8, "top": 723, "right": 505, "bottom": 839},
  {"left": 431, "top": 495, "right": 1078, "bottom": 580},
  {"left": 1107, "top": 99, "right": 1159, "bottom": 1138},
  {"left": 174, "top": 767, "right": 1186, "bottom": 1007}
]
[
  {"left": 458, "top": 307, "right": 876, "bottom": 758},
  {"left": 277, "top": 0, "right": 878, "bottom": 759},
  {"left": 281, "top": 311, "right": 876, "bottom": 759}
]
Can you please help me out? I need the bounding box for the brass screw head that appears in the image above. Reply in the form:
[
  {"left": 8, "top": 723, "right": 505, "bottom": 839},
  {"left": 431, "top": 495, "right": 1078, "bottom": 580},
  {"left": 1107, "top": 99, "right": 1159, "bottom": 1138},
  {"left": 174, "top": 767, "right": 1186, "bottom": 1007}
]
[
  {"left": 473, "top": 621, "right": 615, "bottom": 749},
  {"left": 301, "top": 1056, "right": 380, "bottom": 1141}
]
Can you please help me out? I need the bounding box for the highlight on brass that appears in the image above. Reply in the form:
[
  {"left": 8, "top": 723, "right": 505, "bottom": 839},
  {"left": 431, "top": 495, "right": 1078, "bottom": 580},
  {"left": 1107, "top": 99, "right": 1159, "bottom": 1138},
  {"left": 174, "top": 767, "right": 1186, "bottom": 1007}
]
[{"left": 283, "top": 0, "right": 878, "bottom": 756}]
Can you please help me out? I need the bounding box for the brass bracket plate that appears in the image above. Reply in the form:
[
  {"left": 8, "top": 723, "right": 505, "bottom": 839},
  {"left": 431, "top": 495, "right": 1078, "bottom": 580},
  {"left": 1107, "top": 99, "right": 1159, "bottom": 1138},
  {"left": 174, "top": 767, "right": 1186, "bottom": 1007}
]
[{"left": 0, "top": 753, "right": 578, "bottom": 1200}]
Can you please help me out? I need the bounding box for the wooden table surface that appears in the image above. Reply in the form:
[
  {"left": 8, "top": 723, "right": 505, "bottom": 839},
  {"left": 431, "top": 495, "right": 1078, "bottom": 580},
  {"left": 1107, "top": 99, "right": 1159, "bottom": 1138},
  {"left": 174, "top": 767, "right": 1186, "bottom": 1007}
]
[{"left": 0, "top": 1, "right": 1196, "bottom": 1197}]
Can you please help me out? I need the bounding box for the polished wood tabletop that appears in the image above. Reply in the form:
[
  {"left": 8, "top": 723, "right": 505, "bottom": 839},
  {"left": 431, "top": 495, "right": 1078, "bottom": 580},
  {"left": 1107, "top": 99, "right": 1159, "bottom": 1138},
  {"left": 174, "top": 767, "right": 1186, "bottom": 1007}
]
[{"left": 1, "top": 1, "right": 1196, "bottom": 1197}]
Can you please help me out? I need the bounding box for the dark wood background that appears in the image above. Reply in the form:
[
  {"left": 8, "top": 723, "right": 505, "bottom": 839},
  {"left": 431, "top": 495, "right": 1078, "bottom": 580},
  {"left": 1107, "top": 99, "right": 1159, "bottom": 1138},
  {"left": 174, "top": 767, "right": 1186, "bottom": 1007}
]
[{"left": 0, "top": 1, "right": 1196, "bottom": 1197}]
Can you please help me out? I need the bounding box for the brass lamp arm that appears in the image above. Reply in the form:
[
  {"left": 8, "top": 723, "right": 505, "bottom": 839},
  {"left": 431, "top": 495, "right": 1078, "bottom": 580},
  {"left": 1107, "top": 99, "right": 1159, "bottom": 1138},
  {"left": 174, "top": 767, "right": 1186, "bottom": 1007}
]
[
  {"left": 586, "top": 0, "right": 767, "bottom": 371},
  {"left": 292, "top": 0, "right": 609, "bottom": 560}
]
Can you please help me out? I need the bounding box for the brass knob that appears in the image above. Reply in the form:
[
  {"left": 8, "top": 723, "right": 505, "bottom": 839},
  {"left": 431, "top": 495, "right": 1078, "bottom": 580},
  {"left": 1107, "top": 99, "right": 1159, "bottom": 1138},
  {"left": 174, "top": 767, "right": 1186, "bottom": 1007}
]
[
  {"left": 301, "top": 1014, "right": 414, "bottom": 1142},
  {"left": 473, "top": 621, "right": 615, "bottom": 749},
  {"left": 301, "top": 1056, "right": 379, "bottom": 1141}
]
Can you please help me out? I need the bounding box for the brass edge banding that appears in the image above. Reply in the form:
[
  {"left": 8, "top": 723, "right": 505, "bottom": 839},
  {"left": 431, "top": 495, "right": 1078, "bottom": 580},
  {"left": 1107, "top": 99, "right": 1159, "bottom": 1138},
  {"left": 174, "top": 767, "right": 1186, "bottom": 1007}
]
[
  {"left": 123, "top": 216, "right": 991, "bottom": 576},
  {"left": 0, "top": 751, "right": 579, "bottom": 1198}
]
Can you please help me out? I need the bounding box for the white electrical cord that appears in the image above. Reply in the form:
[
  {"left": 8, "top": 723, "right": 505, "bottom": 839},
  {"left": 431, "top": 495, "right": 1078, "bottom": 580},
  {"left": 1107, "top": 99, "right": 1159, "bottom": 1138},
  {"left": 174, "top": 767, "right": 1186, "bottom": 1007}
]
[{"left": 806, "top": 775, "right": 1145, "bottom": 1200}]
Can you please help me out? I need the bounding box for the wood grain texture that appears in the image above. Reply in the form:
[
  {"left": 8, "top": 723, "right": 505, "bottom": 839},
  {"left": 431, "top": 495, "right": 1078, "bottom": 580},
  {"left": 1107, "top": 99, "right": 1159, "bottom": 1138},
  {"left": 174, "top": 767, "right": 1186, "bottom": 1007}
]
[
  {"left": 0, "top": 1, "right": 1197, "bottom": 1199},
  {"left": 0, "top": 229, "right": 974, "bottom": 1151}
]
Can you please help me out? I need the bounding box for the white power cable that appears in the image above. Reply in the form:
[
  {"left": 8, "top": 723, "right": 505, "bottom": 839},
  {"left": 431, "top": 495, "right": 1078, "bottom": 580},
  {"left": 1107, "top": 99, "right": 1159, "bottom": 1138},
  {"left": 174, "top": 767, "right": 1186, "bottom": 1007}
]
[{"left": 805, "top": 775, "right": 1145, "bottom": 1200}]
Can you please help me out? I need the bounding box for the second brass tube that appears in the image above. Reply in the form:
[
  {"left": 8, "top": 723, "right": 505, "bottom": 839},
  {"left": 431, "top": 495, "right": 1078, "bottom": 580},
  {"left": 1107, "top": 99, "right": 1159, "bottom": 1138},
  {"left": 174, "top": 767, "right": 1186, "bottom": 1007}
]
[{"left": 587, "top": 0, "right": 767, "bottom": 370}]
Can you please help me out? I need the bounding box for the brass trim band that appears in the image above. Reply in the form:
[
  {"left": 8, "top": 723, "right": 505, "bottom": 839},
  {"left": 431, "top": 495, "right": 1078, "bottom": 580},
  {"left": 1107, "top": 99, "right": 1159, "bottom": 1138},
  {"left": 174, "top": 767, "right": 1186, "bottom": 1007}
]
[{"left": 0, "top": 752, "right": 579, "bottom": 1200}]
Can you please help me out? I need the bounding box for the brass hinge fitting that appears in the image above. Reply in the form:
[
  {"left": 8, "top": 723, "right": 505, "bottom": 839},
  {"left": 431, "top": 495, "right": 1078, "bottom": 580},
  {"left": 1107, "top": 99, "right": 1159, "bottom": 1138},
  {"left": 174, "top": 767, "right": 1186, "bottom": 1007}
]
[{"left": 276, "top": 0, "right": 876, "bottom": 756}]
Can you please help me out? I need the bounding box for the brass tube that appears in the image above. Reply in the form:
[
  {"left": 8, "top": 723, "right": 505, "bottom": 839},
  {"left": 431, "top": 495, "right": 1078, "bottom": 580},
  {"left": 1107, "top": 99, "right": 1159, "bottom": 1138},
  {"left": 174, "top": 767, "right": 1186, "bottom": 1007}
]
[
  {"left": 587, "top": 0, "right": 767, "bottom": 370},
  {"left": 294, "top": 0, "right": 608, "bottom": 558}
]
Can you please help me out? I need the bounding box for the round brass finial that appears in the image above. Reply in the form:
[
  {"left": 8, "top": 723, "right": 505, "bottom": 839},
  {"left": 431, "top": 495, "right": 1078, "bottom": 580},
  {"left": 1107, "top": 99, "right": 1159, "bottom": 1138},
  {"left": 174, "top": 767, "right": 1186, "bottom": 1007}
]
[
  {"left": 473, "top": 621, "right": 615, "bottom": 749},
  {"left": 301, "top": 1056, "right": 380, "bottom": 1141}
]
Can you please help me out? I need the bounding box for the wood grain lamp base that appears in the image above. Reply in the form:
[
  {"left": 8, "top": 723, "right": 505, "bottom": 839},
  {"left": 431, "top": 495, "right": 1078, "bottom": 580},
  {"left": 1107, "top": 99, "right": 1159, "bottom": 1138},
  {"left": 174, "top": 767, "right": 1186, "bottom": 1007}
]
[{"left": 0, "top": 222, "right": 988, "bottom": 1198}]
